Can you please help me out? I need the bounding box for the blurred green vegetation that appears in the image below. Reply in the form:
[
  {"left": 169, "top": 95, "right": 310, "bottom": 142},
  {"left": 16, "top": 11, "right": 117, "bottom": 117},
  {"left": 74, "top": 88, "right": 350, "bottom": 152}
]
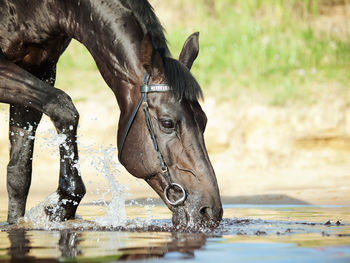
[
  {"left": 55, "top": 41, "right": 100, "bottom": 97},
  {"left": 57, "top": 0, "right": 350, "bottom": 105}
]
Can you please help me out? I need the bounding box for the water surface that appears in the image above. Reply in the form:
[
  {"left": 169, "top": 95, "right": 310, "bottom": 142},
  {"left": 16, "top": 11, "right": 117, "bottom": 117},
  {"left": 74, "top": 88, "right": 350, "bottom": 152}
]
[{"left": 0, "top": 203, "right": 349, "bottom": 262}]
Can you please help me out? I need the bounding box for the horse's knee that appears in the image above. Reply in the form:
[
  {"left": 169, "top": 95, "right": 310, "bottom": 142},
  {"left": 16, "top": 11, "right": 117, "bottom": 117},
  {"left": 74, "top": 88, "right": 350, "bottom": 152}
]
[{"left": 44, "top": 89, "right": 79, "bottom": 132}]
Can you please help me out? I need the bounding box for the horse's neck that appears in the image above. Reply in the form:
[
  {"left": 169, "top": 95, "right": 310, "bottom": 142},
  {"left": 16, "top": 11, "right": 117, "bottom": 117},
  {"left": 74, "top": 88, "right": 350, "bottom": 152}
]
[{"left": 58, "top": 0, "right": 144, "bottom": 103}]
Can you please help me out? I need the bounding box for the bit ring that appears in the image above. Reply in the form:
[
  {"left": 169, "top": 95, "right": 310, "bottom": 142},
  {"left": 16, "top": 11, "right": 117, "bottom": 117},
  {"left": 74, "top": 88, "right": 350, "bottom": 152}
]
[{"left": 164, "top": 183, "right": 186, "bottom": 206}]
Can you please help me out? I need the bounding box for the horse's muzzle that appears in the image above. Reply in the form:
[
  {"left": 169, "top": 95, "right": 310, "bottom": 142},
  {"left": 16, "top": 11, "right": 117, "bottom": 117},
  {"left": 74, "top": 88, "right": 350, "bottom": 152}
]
[{"left": 171, "top": 195, "right": 223, "bottom": 229}]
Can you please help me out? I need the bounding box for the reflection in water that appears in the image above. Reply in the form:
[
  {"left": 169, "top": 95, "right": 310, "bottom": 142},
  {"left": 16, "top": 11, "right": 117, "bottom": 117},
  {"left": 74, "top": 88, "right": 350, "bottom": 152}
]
[
  {"left": 58, "top": 230, "right": 82, "bottom": 258},
  {"left": 6, "top": 229, "right": 82, "bottom": 262},
  {"left": 3, "top": 228, "right": 207, "bottom": 262},
  {"left": 7, "top": 230, "right": 33, "bottom": 262},
  {"left": 118, "top": 232, "right": 206, "bottom": 260}
]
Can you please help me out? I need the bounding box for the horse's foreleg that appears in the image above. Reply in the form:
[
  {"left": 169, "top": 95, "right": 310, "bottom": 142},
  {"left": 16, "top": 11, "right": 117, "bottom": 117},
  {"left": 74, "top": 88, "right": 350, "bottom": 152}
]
[
  {"left": 7, "top": 105, "right": 42, "bottom": 224},
  {"left": 0, "top": 55, "right": 85, "bottom": 223},
  {"left": 44, "top": 91, "right": 86, "bottom": 221}
]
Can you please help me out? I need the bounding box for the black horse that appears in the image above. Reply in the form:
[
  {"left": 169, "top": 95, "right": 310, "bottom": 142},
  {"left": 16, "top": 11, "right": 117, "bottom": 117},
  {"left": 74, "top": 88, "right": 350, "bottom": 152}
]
[{"left": 0, "top": 0, "right": 222, "bottom": 228}]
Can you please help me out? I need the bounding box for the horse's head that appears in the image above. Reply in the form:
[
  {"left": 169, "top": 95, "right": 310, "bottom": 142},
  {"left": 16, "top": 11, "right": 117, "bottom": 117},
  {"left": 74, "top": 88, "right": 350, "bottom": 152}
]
[{"left": 118, "top": 33, "right": 222, "bottom": 229}]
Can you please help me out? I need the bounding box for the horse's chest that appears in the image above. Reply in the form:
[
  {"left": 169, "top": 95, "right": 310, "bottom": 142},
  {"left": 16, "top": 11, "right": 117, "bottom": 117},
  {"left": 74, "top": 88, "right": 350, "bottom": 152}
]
[
  {"left": 2, "top": 41, "right": 47, "bottom": 66},
  {"left": 0, "top": 14, "right": 69, "bottom": 69},
  {"left": 0, "top": 32, "right": 70, "bottom": 70}
]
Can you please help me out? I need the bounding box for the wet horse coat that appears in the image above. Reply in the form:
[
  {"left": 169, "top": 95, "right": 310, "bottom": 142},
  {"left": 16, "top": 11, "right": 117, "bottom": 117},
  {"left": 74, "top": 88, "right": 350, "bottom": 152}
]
[{"left": 0, "top": 0, "right": 222, "bottom": 227}]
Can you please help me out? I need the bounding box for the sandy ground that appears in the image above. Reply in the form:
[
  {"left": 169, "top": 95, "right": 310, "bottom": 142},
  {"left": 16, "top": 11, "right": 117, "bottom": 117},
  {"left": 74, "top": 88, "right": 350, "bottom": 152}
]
[
  {"left": 0, "top": 80, "right": 349, "bottom": 210},
  {"left": 204, "top": 90, "right": 350, "bottom": 205}
]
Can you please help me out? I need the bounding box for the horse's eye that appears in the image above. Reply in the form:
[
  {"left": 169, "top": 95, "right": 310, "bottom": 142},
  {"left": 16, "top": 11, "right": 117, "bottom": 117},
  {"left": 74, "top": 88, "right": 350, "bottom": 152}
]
[{"left": 160, "top": 119, "right": 174, "bottom": 129}]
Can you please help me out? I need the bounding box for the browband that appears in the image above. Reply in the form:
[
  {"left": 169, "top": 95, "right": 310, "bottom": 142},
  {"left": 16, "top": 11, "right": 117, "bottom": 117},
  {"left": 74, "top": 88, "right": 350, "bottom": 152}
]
[{"left": 140, "top": 84, "right": 171, "bottom": 93}]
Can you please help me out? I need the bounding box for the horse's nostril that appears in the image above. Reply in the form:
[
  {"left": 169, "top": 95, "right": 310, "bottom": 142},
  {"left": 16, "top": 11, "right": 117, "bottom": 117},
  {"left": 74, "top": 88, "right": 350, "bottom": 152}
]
[
  {"left": 200, "top": 206, "right": 223, "bottom": 222},
  {"left": 199, "top": 206, "right": 207, "bottom": 215},
  {"left": 199, "top": 206, "right": 213, "bottom": 219}
]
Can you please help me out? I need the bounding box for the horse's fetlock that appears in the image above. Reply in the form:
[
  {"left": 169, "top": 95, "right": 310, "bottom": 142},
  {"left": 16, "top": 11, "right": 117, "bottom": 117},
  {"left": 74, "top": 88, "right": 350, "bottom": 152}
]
[
  {"left": 59, "top": 183, "right": 86, "bottom": 201},
  {"left": 74, "top": 184, "right": 86, "bottom": 199}
]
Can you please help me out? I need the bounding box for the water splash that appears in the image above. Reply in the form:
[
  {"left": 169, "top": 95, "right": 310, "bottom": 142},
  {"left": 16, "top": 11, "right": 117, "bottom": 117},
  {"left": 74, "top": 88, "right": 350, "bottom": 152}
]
[
  {"left": 79, "top": 142, "right": 154, "bottom": 229},
  {"left": 23, "top": 192, "right": 65, "bottom": 230},
  {"left": 88, "top": 145, "right": 127, "bottom": 227},
  {"left": 22, "top": 126, "right": 155, "bottom": 230}
]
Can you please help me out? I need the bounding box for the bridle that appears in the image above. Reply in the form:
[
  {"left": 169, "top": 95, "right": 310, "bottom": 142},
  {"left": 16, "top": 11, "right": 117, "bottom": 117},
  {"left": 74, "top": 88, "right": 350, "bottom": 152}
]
[{"left": 118, "top": 73, "right": 187, "bottom": 206}]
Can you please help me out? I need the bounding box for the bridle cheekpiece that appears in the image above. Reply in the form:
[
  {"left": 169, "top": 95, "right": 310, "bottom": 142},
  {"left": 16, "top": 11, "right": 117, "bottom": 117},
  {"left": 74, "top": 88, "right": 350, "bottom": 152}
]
[{"left": 118, "top": 73, "right": 187, "bottom": 207}]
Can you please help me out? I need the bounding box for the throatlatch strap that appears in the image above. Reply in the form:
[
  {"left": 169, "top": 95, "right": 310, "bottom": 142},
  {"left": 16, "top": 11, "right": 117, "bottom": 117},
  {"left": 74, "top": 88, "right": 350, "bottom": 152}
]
[{"left": 118, "top": 93, "right": 144, "bottom": 160}]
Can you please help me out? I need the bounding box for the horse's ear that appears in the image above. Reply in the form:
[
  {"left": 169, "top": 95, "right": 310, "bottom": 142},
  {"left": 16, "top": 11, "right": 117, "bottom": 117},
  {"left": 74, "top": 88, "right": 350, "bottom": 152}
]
[
  {"left": 179, "top": 32, "right": 199, "bottom": 70},
  {"left": 141, "top": 33, "right": 154, "bottom": 74}
]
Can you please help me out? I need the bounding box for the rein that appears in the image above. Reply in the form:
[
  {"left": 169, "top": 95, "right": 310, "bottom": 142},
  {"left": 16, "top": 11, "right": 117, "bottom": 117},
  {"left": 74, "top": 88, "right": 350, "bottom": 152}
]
[{"left": 118, "top": 73, "right": 186, "bottom": 206}]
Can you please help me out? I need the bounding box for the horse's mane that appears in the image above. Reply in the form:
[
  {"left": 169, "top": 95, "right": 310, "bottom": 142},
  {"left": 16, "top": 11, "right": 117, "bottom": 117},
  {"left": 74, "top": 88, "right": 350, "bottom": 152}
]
[
  {"left": 162, "top": 57, "right": 202, "bottom": 101},
  {"left": 125, "top": 0, "right": 203, "bottom": 101}
]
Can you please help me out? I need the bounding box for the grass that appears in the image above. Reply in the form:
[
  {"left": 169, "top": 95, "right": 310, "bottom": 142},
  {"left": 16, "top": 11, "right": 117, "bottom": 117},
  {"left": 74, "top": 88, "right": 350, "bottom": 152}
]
[
  {"left": 56, "top": 0, "right": 350, "bottom": 105},
  {"left": 164, "top": 0, "right": 350, "bottom": 104}
]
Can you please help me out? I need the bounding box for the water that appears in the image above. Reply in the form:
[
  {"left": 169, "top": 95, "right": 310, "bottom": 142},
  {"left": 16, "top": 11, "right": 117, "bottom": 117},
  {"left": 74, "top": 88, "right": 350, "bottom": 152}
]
[
  {"left": 0, "top": 204, "right": 349, "bottom": 262},
  {"left": 0, "top": 136, "right": 349, "bottom": 262}
]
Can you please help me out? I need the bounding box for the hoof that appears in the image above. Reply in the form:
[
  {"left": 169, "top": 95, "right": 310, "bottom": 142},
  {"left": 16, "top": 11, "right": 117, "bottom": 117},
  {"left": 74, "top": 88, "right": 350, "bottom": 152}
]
[
  {"left": 44, "top": 192, "right": 80, "bottom": 222},
  {"left": 24, "top": 192, "right": 79, "bottom": 225}
]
